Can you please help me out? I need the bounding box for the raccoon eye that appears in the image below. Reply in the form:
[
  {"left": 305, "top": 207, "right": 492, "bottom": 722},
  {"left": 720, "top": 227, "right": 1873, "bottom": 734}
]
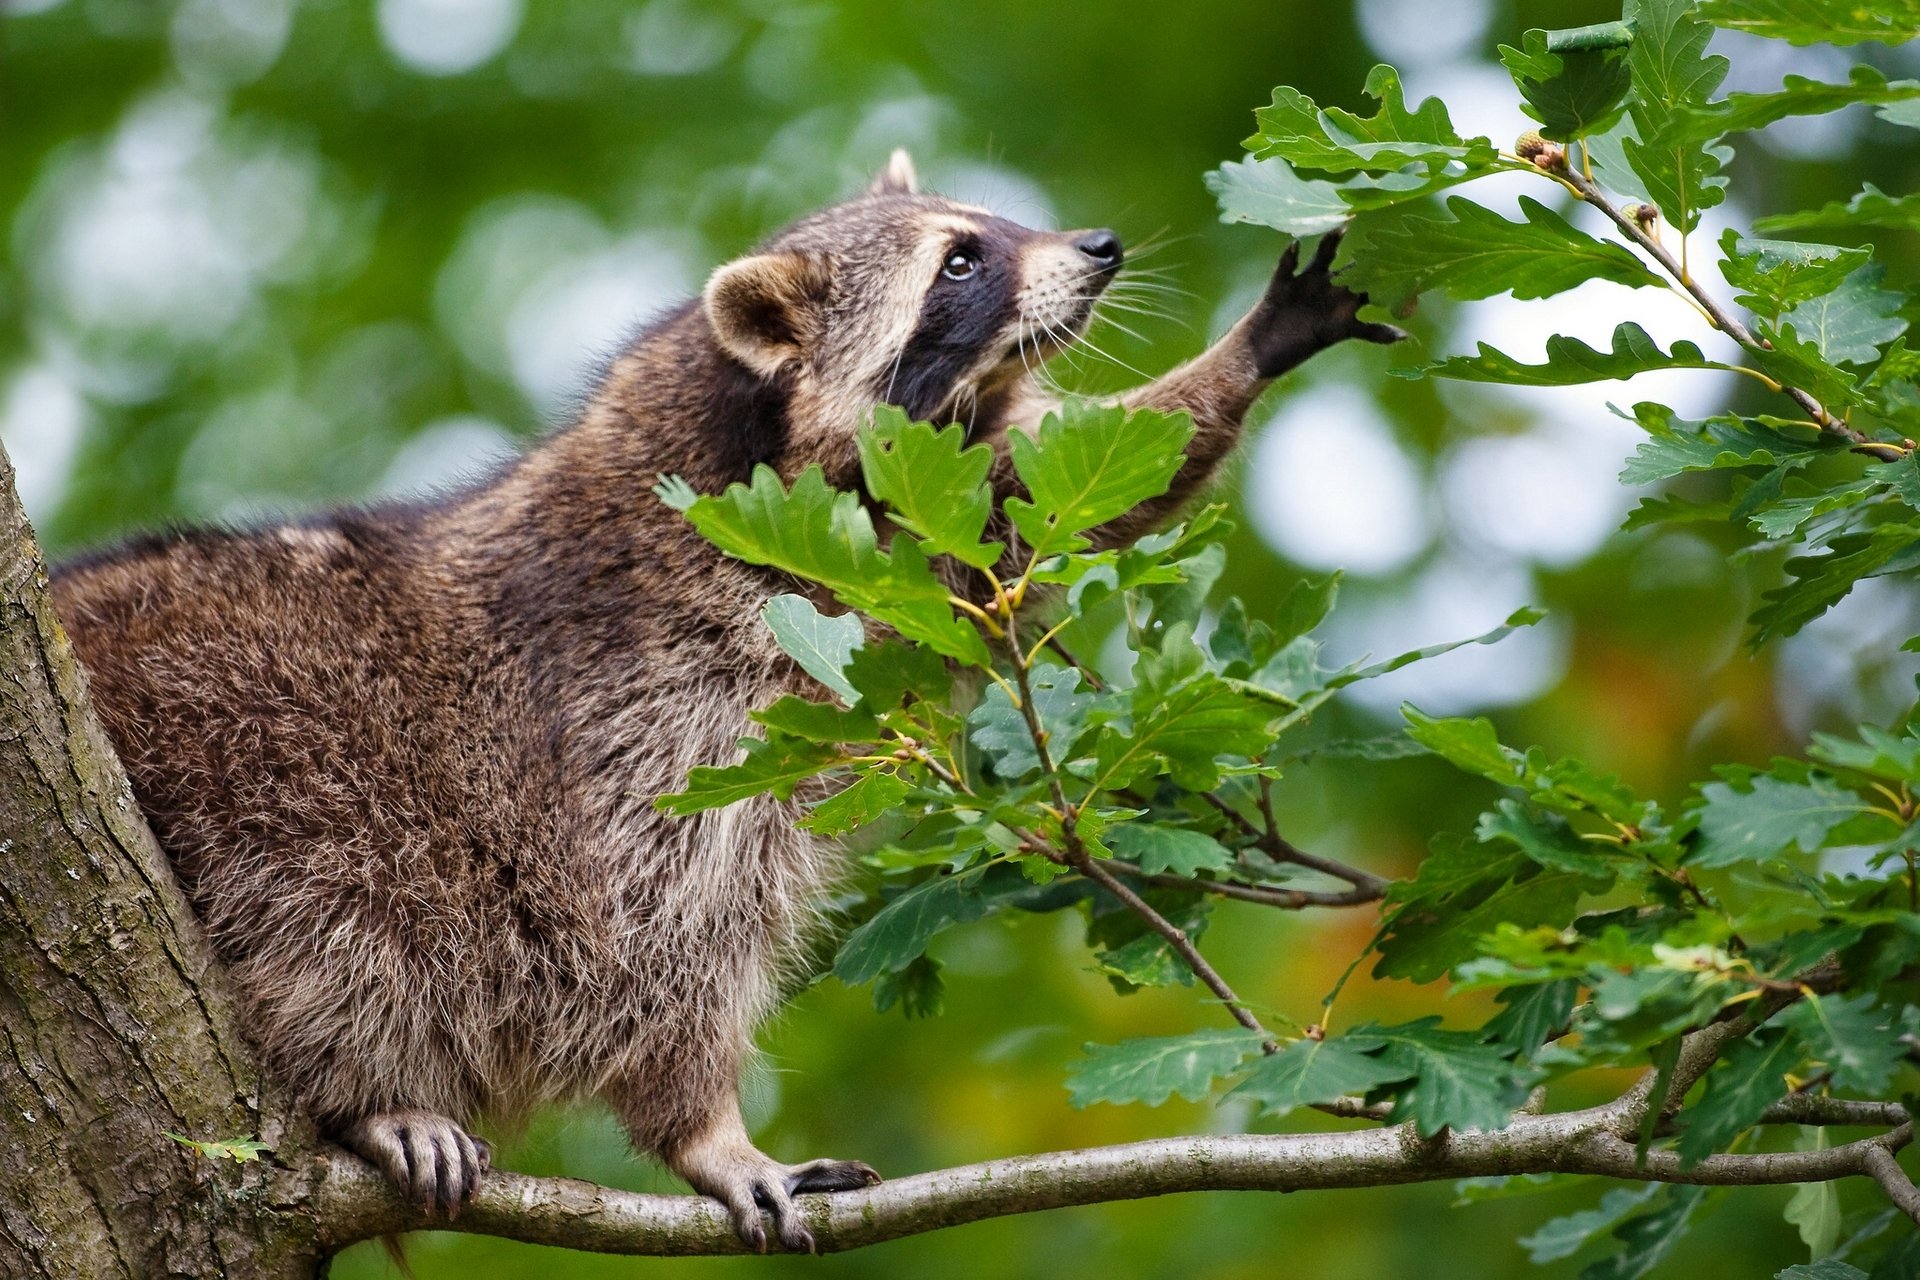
[{"left": 942, "top": 251, "right": 978, "bottom": 282}]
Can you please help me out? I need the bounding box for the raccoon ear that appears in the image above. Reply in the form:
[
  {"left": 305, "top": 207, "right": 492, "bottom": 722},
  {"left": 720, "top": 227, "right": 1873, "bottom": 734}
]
[
  {"left": 867, "top": 148, "right": 919, "bottom": 196},
  {"left": 703, "top": 252, "right": 831, "bottom": 377}
]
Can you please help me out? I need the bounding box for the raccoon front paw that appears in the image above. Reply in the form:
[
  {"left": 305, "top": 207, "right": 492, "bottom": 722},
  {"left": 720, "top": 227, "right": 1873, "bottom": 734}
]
[
  {"left": 338, "top": 1109, "right": 491, "bottom": 1219},
  {"left": 1247, "top": 227, "right": 1405, "bottom": 378}
]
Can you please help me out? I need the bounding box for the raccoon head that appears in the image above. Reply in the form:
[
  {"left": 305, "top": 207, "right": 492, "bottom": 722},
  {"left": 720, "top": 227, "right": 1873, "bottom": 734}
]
[{"left": 701, "top": 149, "right": 1122, "bottom": 477}]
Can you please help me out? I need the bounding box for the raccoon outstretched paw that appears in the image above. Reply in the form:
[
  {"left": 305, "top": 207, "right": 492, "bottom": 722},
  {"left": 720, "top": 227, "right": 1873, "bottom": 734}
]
[
  {"left": 1247, "top": 227, "right": 1405, "bottom": 378},
  {"left": 339, "top": 1109, "right": 491, "bottom": 1219}
]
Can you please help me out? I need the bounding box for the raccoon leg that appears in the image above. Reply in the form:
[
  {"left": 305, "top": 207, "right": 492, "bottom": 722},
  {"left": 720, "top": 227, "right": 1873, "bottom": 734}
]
[
  {"left": 338, "top": 1109, "right": 492, "bottom": 1218},
  {"left": 658, "top": 1096, "right": 880, "bottom": 1253}
]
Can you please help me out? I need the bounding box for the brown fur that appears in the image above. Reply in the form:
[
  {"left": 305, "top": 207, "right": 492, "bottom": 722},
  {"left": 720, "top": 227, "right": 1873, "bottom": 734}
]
[{"left": 50, "top": 151, "right": 1395, "bottom": 1250}]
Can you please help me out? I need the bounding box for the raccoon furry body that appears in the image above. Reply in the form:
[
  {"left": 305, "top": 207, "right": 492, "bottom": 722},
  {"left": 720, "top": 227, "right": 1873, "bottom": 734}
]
[{"left": 51, "top": 151, "right": 1398, "bottom": 1251}]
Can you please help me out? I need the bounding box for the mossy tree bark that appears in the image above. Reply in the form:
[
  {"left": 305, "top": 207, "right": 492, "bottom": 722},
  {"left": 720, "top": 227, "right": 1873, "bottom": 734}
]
[{"left": 0, "top": 447, "right": 325, "bottom": 1279}]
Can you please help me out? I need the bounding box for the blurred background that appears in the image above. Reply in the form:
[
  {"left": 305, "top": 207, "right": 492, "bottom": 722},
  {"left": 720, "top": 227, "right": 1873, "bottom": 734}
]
[{"left": 6, "top": 1, "right": 1920, "bottom": 1275}]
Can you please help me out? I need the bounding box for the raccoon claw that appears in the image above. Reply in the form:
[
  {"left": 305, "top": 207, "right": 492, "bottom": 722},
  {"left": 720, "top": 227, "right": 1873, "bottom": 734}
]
[
  {"left": 339, "top": 1110, "right": 489, "bottom": 1219},
  {"left": 693, "top": 1154, "right": 880, "bottom": 1254},
  {"left": 786, "top": 1157, "right": 882, "bottom": 1195},
  {"left": 1248, "top": 226, "right": 1403, "bottom": 377}
]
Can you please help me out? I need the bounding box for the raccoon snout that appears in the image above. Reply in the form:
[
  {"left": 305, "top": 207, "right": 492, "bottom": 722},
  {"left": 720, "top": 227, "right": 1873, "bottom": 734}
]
[{"left": 1073, "top": 229, "right": 1123, "bottom": 271}]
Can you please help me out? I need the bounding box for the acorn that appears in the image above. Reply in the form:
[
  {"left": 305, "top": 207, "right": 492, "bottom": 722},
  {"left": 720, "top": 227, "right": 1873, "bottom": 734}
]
[{"left": 1515, "top": 131, "right": 1565, "bottom": 172}]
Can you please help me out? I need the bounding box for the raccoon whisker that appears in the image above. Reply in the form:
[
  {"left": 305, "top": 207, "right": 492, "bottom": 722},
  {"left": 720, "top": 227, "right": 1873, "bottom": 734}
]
[
  {"left": 883, "top": 341, "right": 907, "bottom": 409},
  {"left": 1118, "top": 228, "right": 1194, "bottom": 261},
  {"left": 1063, "top": 324, "right": 1155, "bottom": 382},
  {"left": 1105, "top": 274, "right": 1193, "bottom": 295},
  {"left": 1104, "top": 276, "right": 1195, "bottom": 299},
  {"left": 1092, "top": 314, "right": 1151, "bottom": 346},
  {"left": 1094, "top": 298, "right": 1182, "bottom": 329}
]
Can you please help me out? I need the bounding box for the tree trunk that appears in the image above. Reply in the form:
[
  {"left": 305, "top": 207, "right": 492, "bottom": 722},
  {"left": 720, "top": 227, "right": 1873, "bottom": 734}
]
[{"left": 0, "top": 447, "right": 323, "bottom": 1278}]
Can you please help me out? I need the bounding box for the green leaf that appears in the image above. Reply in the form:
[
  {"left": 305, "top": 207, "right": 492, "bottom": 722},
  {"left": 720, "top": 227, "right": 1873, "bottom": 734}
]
[
  {"left": 1691, "top": 773, "right": 1876, "bottom": 867},
  {"left": 1376, "top": 840, "right": 1595, "bottom": 983},
  {"left": 870, "top": 954, "right": 944, "bottom": 1018},
  {"left": 1247, "top": 63, "right": 1499, "bottom": 174},
  {"left": 1207, "top": 157, "right": 1349, "bottom": 237},
  {"left": 799, "top": 770, "right": 912, "bottom": 837},
  {"left": 1619, "top": 405, "right": 1833, "bottom": 485},
  {"left": 857, "top": 408, "right": 1003, "bottom": 569},
  {"left": 1233, "top": 1032, "right": 1408, "bottom": 1117},
  {"left": 1782, "top": 266, "right": 1908, "bottom": 366},
  {"left": 1720, "top": 234, "right": 1873, "bottom": 318},
  {"left": 1005, "top": 402, "right": 1194, "bottom": 556},
  {"left": 1698, "top": 0, "right": 1920, "bottom": 45},
  {"left": 834, "top": 867, "right": 1033, "bottom": 985},
  {"left": 1628, "top": 0, "right": 1730, "bottom": 109},
  {"left": 1332, "top": 608, "right": 1547, "bottom": 690},
  {"left": 844, "top": 639, "right": 951, "bottom": 711},
  {"left": 1094, "top": 897, "right": 1212, "bottom": 989},
  {"left": 1750, "top": 526, "right": 1920, "bottom": 646},
  {"left": 658, "top": 733, "right": 845, "bottom": 814},
  {"left": 968, "top": 664, "right": 1096, "bottom": 780},
  {"left": 1776, "top": 1263, "right": 1870, "bottom": 1280},
  {"left": 1403, "top": 323, "right": 1738, "bottom": 388},
  {"left": 1675, "top": 1030, "right": 1797, "bottom": 1164},
  {"left": 1499, "top": 28, "right": 1632, "bottom": 140},
  {"left": 1478, "top": 801, "right": 1619, "bottom": 878},
  {"left": 1679, "top": 67, "right": 1920, "bottom": 137},
  {"left": 1485, "top": 979, "right": 1580, "bottom": 1053},
  {"left": 1808, "top": 724, "right": 1920, "bottom": 784},
  {"left": 1345, "top": 196, "right": 1662, "bottom": 309},
  {"left": 1367, "top": 1018, "right": 1535, "bottom": 1135},
  {"left": 1107, "top": 823, "right": 1236, "bottom": 877},
  {"left": 1401, "top": 708, "right": 1518, "bottom": 781},
  {"left": 762, "top": 595, "right": 864, "bottom": 706},
  {"left": 1783, "top": 1130, "right": 1842, "bottom": 1261},
  {"left": 1780, "top": 994, "right": 1905, "bottom": 1094},
  {"left": 1094, "top": 669, "right": 1276, "bottom": 793},
  {"left": 1581, "top": 1185, "right": 1711, "bottom": 1280},
  {"left": 1523, "top": 1185, "right": 1662, "bottom": 1263},
  {"left": 750, "top": 695, "right": 881, "bottom": 743},
  {"left": 1272, "top": 570, "right": 1342, "bottom": 648},
  {"left": 1622, "top": 0, "right": 1733, "bottom": 231},
  {"left": 1757, "top": 184, "right": 1920, "bottom": 235},
  {"left": 1065, "top": 1029, "right": 1265, "bottom": 1107},
  {"left": 1750, "top": 320, "right": 1875, "bottom": 411},
  {"left": 678, "top": 465, "right": 990, "bottom": 665},
  {"left": 165, "top": 1133, "right": 272, "bottom": 1164}
]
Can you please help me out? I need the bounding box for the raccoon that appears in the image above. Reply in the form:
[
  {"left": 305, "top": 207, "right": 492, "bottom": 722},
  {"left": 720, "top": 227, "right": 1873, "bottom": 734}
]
[{"left": 50, "top": 150, "right": 1398, "bottom": 1252}]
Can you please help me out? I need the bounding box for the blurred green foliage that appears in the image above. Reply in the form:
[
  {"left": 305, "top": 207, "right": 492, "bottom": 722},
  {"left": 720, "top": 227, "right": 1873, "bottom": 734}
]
[{"left": 7, "top": 1, "right": 1920, "bottom": 1276}]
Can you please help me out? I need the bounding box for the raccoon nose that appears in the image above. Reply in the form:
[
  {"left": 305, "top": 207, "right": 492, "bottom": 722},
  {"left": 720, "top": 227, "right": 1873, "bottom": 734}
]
[{"left": 1075, "top": 230, "right": 1123, "bottom": 270}]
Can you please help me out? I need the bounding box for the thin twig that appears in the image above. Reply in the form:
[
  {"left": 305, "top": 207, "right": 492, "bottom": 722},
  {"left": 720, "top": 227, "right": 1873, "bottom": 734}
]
[
  {"left": 1559, "top": 166, "right": 1871, "bottom": 447},
  {"left": 1070, "top": 849, "right": 1275, "bottom": 1047},
  {"left": 1105, "top": 859, "right": 1384, "bottom": 909},
  {"left": 1195, "top": 790, "right": 1387, "bottom": 892}
]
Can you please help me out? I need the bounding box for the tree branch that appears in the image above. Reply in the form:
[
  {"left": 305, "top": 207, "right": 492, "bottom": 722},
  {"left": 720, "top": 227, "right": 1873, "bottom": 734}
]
[
  {"left": 1862, "top": 1146, "right": 1920, "bottom": 1227},
  {"left": 308, "top": 1115, "right": 1914, "bottom": 1258},
  {"left": 1760, "top": 1096, "right": 1909, "bottom": 1128}
]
